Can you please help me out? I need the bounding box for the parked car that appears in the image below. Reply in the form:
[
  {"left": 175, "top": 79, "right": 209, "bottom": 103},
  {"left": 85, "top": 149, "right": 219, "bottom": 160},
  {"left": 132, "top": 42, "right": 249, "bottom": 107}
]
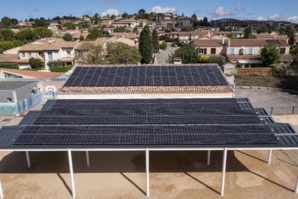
[{"left": 171, "top": 43, "right": 178, "bottom": 47}]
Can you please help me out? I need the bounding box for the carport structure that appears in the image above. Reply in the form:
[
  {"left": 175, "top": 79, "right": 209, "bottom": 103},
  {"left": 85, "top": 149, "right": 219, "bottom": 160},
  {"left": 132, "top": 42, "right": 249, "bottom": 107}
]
[{"left": 0, "top": 98, "right": 298, "bottom": 198}]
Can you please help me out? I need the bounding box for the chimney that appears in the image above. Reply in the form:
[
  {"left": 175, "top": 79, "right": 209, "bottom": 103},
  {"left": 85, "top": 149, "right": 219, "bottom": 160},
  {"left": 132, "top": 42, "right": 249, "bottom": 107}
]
[
  {"left": 286, "top": 38, "right": 289, "bottom": 44},
  {"left": 228, "top": 39, "right": 231, "bottom": 46},
  {"left": 222, "top": 37, "right": 225, "bottom": 45}
]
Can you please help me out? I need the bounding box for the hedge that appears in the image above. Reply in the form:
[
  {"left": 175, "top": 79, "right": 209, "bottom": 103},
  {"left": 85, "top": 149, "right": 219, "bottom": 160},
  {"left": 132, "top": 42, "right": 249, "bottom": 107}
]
[
  {"left": 0, "top": 63, "right": 19, "bottom": 69},
  {"left": 50, "top": 65, "right": 73, "bottom": 72}
]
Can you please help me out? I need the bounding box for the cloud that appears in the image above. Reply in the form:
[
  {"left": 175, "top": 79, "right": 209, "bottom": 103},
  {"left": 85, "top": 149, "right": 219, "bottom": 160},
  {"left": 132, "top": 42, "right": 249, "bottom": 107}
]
[
  {"left": 256, "top": 16, "right": 266, "bottom": 21},
  {"left": 151, "top": 6, "right": 176, "bottom": 14},
  {"left": 235, "top": 4, "right": 246, "bottom": 12},
  {"left": 101, "top": 9, "right": 119, "bottom": 17},
  {"left": 208, "top": 7, "right": 233, "bottom": 16},
  {"left": 268, "top": 14, "right": 284, "bottom": 21},
  {"left": 287, "top": 16, "right": 298, "bottom": 23}
]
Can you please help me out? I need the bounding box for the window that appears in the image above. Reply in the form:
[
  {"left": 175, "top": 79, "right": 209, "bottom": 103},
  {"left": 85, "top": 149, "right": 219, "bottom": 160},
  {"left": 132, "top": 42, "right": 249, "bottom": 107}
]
[
  {"left": 248, "top": 47, "right": 254, "bottom": 55},
  {"left": 239, "top": 49, "right": 244, "bottom": 55},
  {"left": 21, "top": 53, "right": 25, "bottom": 57},
  {"left": 39, "top": 52, "right": 43, "bottom": 57},
  {"left": 230, "top": 48, "right": 237, "bottom": 55},
  {"left": 199, "top": 48, "right": 207, "bottom": 55},
  {"left": 280, "top": 48, "right": 286, "bottom": 54},
  {"left": 28, "top": 52, "right": 31, "bottom": 57},
  {"left": 48, "top": 52, "right": 53, "bottom": 60},
  {"left": 66, "top": 51, "right": 71, "bottom": 56},
  {"left": 7, "top": 98, "right": 12, "bottom": 103},
  {"left": 211, "top": 48, "right": 216, "bottom": 54}
]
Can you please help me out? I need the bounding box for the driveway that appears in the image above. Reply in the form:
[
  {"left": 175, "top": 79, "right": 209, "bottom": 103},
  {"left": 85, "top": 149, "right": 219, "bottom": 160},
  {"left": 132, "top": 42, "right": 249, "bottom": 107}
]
[{"left": 154, "top": 43, "right": 179, "bottom": 64}]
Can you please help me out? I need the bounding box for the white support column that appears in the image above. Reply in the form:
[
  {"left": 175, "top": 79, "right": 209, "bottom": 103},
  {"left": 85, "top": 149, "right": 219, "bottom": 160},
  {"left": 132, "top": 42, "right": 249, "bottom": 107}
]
[
  {"left": 268, "top": 149, "right": 272, "bottom": 164},
  {"left": 207, "top": 150, "right": 211, "bottom": 166},
  {"left": 68, "top": 149, "right": 76, "bottom": 198},
  {"left": 86, "top": 151, "right": 90, "bottom": 167},
  {"left": 25, "top": 151, "right": 31, "bottom": 168},
  {"left": 295, "top": 176, "right": 298, "bottom": 194},
  {"left": 0, "top": 180, "right": 3, "bottom": 198},
  {"left": 221, "top": 148, "right": 228, "bottom": 196},
  {"left": 146, "top": 148, "right": 150, "bottom": 197}
]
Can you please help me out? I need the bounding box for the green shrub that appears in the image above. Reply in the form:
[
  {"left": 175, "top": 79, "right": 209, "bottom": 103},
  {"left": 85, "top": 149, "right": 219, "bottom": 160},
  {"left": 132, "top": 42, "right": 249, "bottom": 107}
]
[
  {"left": 207, "top": 55, "right": 226, "bottom": 66},
  {"left": 50, "top": 65, "right": 72, "bottom": 72},
  {"left": 159, "top": 42, "right": 167, "bottom": 50},
  {"left": 47, "top": 60, "right": 63, "bottom": 67},
  {"left": 0, "top": 63, "right": 19, "bottom": 69}
]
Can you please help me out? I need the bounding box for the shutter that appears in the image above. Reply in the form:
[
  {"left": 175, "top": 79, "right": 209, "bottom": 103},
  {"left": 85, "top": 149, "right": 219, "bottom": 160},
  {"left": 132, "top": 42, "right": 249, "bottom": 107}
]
[
  {"left": 252, "top": 48, "right": 254, "bottom": 54},
  {"left": 230, "top": 48, "right": 234, "bottom": 55}
]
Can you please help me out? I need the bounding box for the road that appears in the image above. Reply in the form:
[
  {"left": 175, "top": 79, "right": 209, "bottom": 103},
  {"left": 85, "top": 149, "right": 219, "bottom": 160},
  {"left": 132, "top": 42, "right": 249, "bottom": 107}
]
[{"left": 154, "top": 43, "right": 179, "bottom": 64}]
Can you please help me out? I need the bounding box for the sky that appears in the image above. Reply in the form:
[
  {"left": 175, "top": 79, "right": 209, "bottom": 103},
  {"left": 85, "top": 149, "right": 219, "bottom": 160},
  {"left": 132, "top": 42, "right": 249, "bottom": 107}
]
[{"left": 0, "top": 0, "right": 298, "bottom": 23}]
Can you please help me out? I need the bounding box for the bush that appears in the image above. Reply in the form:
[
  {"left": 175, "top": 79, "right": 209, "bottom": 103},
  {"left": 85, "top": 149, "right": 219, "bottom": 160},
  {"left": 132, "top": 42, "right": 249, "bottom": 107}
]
[
  {"left": 47, "top": 60, "right": 63, "bottom": 67},
  {"left": 50, "top": 65, "right": 72, "bottom": 72},
  {"left": 159, "top": 42, "right": 167, "bottom": 50},
  {"left": 207, "top": 55, "right": 226, "bottom": 66},
  {"left": 0, "top": 63, "right": 19, "bottom": 69},
  {"left": 63, "top": 33, "right": 73, "bottom": 41},
  {"left": 29, "top": 58, "right": 43, "bottom": 69}
]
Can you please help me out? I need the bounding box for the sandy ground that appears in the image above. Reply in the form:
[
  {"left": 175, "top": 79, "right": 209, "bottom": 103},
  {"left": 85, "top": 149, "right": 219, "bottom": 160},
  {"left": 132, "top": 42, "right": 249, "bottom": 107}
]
[{"left": 0, "top": 103, "right": 298, "bottom": 198}]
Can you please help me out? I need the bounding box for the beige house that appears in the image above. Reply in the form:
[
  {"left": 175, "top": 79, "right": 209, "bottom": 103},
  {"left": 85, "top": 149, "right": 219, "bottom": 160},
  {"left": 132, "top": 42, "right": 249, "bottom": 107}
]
[
  {"left": 18, "top": 40, "right": 77, "bottom": 70},
  {"left": 192, "top": 38, "right": 292, "bottom": 65}
]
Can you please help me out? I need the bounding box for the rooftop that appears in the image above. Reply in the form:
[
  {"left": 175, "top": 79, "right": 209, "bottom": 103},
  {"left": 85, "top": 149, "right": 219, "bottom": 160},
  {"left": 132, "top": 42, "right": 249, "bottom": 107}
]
[
  {"left": 0, "top": 81, "right": 37, "bottom": 91},
  {"left": 0, "top": 68, "right": 66, "bottom": 79}
]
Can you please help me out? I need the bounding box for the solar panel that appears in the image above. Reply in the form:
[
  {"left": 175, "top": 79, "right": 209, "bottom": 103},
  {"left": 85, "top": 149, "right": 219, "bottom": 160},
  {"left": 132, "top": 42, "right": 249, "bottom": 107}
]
[
  {"left": 64, "top": 65, "right": 228, "bottom": 87},
  {"left": 14, "top": 125, "right": 278, "bottom": 146},
  {"left": 51, "top": 98, "right": 240, "bottom": 110}
]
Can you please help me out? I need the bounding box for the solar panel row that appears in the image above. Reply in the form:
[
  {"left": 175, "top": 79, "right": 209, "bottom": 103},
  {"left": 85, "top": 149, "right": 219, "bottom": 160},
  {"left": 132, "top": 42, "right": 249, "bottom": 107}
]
[
  {"left": 14, "top": 125, "right": 278, "bottom": 145},
  {"left": 64, "top": 66, "right": 228, "bottom": 87}
]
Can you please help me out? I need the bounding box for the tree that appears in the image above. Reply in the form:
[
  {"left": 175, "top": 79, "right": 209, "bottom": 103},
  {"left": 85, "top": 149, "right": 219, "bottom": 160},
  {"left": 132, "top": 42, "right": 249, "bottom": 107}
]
[
  {"left": 243, "top": 26, "right": 255, "bottom": 39},
  {"left": 0, "top": 29, "right": 15, "bottom": 41},
  {"left": 139, "top": 25, "right": 153, "bottom": 64},
  {"left": 86, "top": 28, "right": 103, "bottom": 40},
  {"left": 132, "top": 26, "right": 139, "bottom": 34},
  {"left": 79, "top": 35, "right": 84, "bottom": 41},
  {"left": 168, "top": 44, "right": 199, "bottom": 64},
  {"left": 113, "top": 26, "right": 128, "bottom": 32},
  {"left": 203, "top": 17, "right": 208, "bottom": 25},
  {"left": 191, "top": 14, "right": 198, "bottom": 22},
  {"left": 256, "top": 25, "right": 269, "bottom": 34},
  {"left": 152, "top": 29, "right": 159, "bottom": 53},
  {"left": 63, "top": 33, "right": 73, "bottom": 41},
  {"left": 92, "top": 13, "right": 100, "bottom": 24},
  {"left": 122, "top": 12, "right": 128, "bottom": 19},
  {"left": 106, "top": 42, "right": 141, "bottom": 64},
  {"left": 0, "top": 16, "right": 12, "bottom": 28},
  {"left": 63, "top": 22, "right": 76, "bottom": 29},
  {"left": 138, "top": 9, "right": 146, "bottom": 15},
  {"left": 33, "top": 18, "right": 48, "bottom": 28},
  {"left": 32, "top": 27, "right": 53, "bottom": 38},
  {"left": 15, "top": 29, "right": 35, "bottom": 41},
  {"left": 285, "top": 25, "right": 296, "bottom": 45},
  {"left": 260, "top": 43, "right": 281, "bottom": 66},
  {"left": 75, "top": 43, "right": 104, "bottom": 64},
  {"left": 29, "top": 58, "right": 43, "bottom": 69}
]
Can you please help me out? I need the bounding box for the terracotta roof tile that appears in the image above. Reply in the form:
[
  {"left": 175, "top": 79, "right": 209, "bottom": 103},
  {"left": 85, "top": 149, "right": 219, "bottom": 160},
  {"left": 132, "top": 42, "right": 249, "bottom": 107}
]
[
  {"left": 0, "top": 68, "right": 65, "bottom": 79},
  {"left": 193, "top": 40, "right": 223, "bottom": 47}
]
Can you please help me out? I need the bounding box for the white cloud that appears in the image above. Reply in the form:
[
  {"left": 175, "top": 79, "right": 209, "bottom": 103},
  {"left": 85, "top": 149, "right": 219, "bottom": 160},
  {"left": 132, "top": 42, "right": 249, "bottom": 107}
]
[
  {"left": 208, "top": 6, "right": 233, "bottom": 16},
  {"left": 256, "top": 16, "right": 266, "bottom": 21},
  {"left": 235, "top": 4, "right": 246, "bottom": 12},
  {"left": 151, "top": 6, "right": 176, "bottom": 14},
  {"left": 101, "top": 9, "right": 119, "bottom": 17},
  {"left": 268, "top": 14, "right": 284, "bottom": 21},
  {"left": 287, "top": 16, "right": 298, "bottom": 23}
]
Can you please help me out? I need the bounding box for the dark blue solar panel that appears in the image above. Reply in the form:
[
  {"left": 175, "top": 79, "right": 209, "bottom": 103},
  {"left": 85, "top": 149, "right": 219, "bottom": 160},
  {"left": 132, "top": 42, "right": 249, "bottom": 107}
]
[{"left": 64, "top": 65, "right": 227, "bottom": 87}]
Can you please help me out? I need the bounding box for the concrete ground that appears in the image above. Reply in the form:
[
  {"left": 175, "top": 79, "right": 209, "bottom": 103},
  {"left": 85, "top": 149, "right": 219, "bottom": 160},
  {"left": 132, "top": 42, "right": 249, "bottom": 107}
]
[
  {"left": 0, "top": 89, "right": 298, "bottom": 198},
  {"left": 154, "top": 43, "right": 178, "bottom": 64}
]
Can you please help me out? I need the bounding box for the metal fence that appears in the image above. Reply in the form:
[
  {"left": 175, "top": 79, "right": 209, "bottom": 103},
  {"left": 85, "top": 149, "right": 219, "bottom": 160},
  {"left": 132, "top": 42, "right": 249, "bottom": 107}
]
[{"left": 263, "top": 106, "right": 298, "bottom": 115}]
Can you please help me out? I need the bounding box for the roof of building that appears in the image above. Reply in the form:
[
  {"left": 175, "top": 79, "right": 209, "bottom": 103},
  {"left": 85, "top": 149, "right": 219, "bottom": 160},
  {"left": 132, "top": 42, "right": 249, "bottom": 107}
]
[
  {"left": 74, "top": 38, "right": 113, "bottom": 50},
  {"left": 0, "top": 68, "right": 65, "bottom": 79},
  {"left": 0, "top": 81, "right": 37, "bottom": 91},
  {"left": 19, "top": 41, "right": 77, "bottom": 52},
  {"left": 229, "top": 39, "right": 289, "bottom": 47},
  {"left": 193, "top": 40, "right": 223, "bottom": 47},
  {"left": 0, "top": 54, "right": 19, "bottom": 63},
  {"left": 227, "top": 54, "right": 293, "bottom": 62}
]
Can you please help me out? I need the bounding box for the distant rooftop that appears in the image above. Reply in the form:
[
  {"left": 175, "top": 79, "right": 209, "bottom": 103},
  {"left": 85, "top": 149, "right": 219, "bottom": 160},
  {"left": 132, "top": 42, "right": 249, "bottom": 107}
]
[{"left": 0, "top": 81, "right": 37, "bottom": 91}]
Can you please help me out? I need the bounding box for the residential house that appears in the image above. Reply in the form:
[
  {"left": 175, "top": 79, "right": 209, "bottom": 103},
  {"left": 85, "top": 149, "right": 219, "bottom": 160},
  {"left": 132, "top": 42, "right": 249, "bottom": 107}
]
[
  {"left": 0, "top": 68, "right": 66, "bottom": 79},
  {"left": 112, "top": 19, "right": 137, "bottom": 28},
  {"left": 18, "top": 39, "right": 77, "bottom": 70},
  {"left": 176, "top": 16, "right": 193, "bottom": 29},
  {"left": 226, "top": 39, "right": 292, "bottom": 65},
  {"left": 192, "top": 38, "right": 292, "bottom": 65}
]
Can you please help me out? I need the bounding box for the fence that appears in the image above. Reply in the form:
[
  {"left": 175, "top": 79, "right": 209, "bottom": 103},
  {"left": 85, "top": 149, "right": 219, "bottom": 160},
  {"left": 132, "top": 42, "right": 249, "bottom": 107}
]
[
  {"left": 236, "top": 67, "right": 272, "bottom": 75},
  {"left": 0, "top": 92, "right": 56, "bottom": 116},
  {"left": 263, "top": 106, "right": 298, "bottom": 115}
]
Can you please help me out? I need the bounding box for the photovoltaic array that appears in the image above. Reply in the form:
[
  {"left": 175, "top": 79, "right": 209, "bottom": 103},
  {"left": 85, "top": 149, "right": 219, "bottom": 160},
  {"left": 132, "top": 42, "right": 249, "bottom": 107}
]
[
  {"left": 64, "top": 65, "right": 228, "bottom": 87},
  {"left": 14, "top": 125, "right": 278, "bottom": 145},
  {"left": 14, "top": 98, "right": 278, "bottom": 146}
]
